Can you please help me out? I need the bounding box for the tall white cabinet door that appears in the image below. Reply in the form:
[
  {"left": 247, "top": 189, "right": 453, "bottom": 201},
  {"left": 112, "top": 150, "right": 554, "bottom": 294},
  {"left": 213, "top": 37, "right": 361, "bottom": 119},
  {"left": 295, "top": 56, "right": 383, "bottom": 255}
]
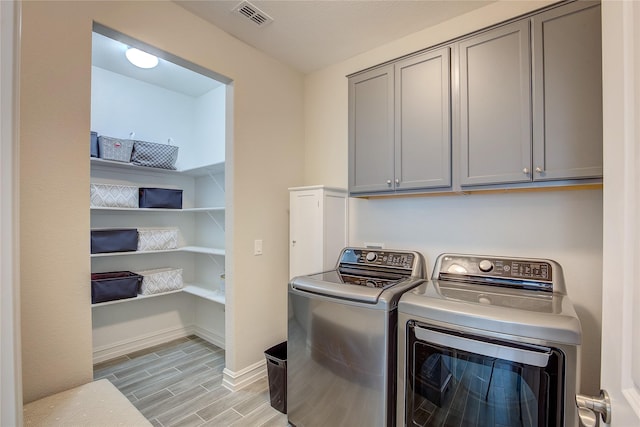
[
  {"left": 394, "top": 47, "right": 451, "bottom": 190},
  {"left": 532, "top": 1, "right": 602, "bottom": 181},
  {"left": 289, "top": 186, "right": 347, "bottom": 279},
  {"left": 459, "top": 20, "right": 532, "bottom": 186}
]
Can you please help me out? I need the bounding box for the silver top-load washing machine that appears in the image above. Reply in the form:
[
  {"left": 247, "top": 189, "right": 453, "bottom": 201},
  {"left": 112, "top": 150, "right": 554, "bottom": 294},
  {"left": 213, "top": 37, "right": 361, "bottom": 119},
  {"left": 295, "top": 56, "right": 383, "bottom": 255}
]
[
  {"left": 288, "top": 247, "right": 426, "bottom": 427},
  {"left": 397, "top": 253, "right": 582, "bottom": 427}
]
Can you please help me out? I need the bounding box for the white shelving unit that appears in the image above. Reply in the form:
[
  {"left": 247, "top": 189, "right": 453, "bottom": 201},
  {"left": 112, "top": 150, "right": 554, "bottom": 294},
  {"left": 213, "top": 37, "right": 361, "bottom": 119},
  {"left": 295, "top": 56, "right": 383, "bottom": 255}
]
[
  {"left": 90, "top": 158, "right": 228, "bottom": 360},
  {"left": 90, "top": 159, "right": 226, "bottom": 305}
]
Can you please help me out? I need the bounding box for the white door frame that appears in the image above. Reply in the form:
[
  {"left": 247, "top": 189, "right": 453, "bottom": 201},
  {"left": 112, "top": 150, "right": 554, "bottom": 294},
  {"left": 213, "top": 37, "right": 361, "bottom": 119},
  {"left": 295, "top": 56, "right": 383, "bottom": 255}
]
[
  {"left": 0, "top": 0, "right": 22, "bottom": 425},
  {"left": 600, "top": 0, "right": 640, "bottom": 425}
]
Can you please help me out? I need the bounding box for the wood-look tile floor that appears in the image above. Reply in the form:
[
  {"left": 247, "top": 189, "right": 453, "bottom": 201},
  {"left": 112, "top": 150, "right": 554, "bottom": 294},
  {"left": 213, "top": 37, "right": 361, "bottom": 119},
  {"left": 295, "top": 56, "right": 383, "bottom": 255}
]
[{"left": 93, "top": 336, "right": 288, "bottom": 427}]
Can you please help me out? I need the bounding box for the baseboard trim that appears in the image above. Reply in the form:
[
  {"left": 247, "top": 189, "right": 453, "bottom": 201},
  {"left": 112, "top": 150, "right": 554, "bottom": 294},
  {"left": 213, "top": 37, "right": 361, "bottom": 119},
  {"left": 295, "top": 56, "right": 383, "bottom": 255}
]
[
  {"left": 92, "top": 325, "right": 195, "bottom": 364},
  {"left": 192, "top": 325, "right": 225, "bottom": 350},
  {"left": 222, "top": 360, "right": 266, "bottom": 392}
]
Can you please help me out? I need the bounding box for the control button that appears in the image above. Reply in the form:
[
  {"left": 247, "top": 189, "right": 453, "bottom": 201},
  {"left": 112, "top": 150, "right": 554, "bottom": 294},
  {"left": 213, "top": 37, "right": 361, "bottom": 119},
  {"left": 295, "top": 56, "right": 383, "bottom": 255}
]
[
  {"left": 479, "top": 260, "right": 494, "bottom": 272},
  {"left": 366, "top": 252, "right": 377, "bottom": 262},
  {"left": 365, "top": 280, "right": 376, "bottom": 288}
]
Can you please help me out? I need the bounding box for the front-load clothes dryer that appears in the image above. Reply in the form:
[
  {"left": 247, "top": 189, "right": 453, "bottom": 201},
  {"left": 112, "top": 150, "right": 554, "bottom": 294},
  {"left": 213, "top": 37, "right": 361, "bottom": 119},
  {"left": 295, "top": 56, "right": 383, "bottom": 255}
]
[{"left": 397, "top": 253, "right": 582, "bottom": 427}]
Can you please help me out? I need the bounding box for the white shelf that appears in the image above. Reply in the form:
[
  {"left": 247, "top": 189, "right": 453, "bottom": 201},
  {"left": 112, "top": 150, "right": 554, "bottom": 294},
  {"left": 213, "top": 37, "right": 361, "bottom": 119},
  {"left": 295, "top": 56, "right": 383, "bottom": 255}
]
[
  {"left": 91, "top": 288, "right": 184, "bottom": 307},
  {"left": 90, "top": 158, "right": 224, "bottom": 177},
  {"left": 184, "top": 207, "right": 224, "bottom": 213},
  {"left": 91, "top": 248, "right": 181, "bottom": 258},
  {"left": 182, "top": 284, "right": 225, "bottom": 304},
  {"left": 181, "top": 246, "right": 225, "bottom": 256},
  {"left": 91, "top": 246, "right": 225, "bottom": 258},
  {"left": 90, "top": 206, "right": 224, "bottom": 213},
  {"left": 91, "top": 284, "right": 225, "bottom": 307}
]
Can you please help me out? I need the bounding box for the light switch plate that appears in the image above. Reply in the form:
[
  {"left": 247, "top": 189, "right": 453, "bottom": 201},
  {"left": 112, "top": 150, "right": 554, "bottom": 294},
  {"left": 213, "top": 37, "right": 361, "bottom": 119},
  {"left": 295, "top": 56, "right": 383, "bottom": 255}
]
[{"left": 254, "top": 239, "right": 263, "bottom": 255}]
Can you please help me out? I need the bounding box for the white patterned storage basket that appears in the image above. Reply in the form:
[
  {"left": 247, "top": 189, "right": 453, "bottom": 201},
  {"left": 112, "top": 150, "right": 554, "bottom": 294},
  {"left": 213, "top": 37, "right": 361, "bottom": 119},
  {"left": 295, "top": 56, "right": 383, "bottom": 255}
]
[
  {"left": 137, "top": 227, "right": 179, "bottom": 251},
  {"left": 97, "top": 136, "right": 134, "bottom": 163},
  {"left": 136, "top": 267, "right": 183, "bottom": 295},
  {"left": 90, "top": 183, "right": 138, "bottom": 208}
]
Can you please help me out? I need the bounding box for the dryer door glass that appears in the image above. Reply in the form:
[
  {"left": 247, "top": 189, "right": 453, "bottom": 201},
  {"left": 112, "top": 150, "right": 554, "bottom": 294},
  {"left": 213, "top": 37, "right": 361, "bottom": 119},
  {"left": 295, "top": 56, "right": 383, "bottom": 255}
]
[{"left": 406, "top": 322, "right": 565, "bottom": 427}]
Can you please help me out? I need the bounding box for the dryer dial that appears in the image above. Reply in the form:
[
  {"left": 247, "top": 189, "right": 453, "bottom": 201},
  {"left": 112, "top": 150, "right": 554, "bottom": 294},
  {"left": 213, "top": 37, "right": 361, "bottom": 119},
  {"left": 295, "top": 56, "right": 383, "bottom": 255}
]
[{"left": 479, "top": 259, "right": 494, "bottom": 272}]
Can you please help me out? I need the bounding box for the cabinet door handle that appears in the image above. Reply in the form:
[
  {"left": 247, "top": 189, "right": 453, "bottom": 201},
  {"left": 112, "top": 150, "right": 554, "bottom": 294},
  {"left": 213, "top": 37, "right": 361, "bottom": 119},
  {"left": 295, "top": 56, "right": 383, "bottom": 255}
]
[
  {"left": 523, "top": 168, "right": 529, "bottom": 175},
  {"left": 395, "top": 178, "right": 400, "bottom": 185},
  {"left": 535, "top": 167, "right": 543, "bottom": 173},
  {"left": 386, "top": 179, "right": 392, "bottom": 186}
]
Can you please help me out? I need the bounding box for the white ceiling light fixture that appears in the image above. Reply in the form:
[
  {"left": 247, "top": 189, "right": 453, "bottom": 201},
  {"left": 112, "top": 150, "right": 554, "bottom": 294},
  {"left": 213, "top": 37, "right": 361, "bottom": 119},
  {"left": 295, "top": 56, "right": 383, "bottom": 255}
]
[{"left": 125, "top": 47, "right": 158, "bottom": 69}]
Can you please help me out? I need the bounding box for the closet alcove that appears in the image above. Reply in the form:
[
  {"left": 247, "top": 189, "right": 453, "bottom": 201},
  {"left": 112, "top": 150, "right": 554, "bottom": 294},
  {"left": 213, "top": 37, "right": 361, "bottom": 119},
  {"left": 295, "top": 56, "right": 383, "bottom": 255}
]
[{"left": 89, "top": 25, "right": 231, "bottom": 365}]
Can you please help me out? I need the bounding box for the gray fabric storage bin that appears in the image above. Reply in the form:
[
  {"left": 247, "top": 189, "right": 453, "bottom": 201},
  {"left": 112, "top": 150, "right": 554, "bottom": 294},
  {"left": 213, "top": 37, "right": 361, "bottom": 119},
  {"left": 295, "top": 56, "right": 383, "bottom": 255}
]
[
  {"left": 91, "top": 271, "right": 142, "bottom": 304},
  {"left": 139, "top": 188, "right": 183, "bottom": 209},
  {"left": 91, "top": 229, "right": 138, "bottom": 254},
  {"left": 131, "top": 140, "right": 178, "bottom": 170},
  {"left": 91, "top": 131, "right": 99, "bottom": 157},
  {"left": 98, "top": 136, "right": 134, "bottom": 163}
]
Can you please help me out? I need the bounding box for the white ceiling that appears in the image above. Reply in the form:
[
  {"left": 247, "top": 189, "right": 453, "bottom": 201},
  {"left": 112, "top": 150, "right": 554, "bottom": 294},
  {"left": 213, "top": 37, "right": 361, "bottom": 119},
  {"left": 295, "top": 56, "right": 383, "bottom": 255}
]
[
  {"left": 175, "top": 0, "right": 495, "bottom": 74},
  {"left": 91, "top": 32, "right": 224, "bottom": 97},
  {"left": 92, "top": 1, "right": 495, "bottom": 97}
]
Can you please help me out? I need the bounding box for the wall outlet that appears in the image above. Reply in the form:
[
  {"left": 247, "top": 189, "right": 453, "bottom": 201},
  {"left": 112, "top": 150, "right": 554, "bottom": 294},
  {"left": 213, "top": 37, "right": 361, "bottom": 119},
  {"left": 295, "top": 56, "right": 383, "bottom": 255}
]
[{"left": 254, "top": 239, "right": 263, "bottom": 255}]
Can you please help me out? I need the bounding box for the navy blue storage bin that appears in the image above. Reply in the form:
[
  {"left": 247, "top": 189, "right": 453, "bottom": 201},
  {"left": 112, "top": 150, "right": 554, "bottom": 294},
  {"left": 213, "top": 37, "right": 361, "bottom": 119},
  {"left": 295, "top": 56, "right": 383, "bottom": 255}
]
[
  {"left": 90, "top": 131, "right": 99, "bottom": 157},
  {"left": 91, "top": 229, "right": 138, "bottom": 254},
  {"left": 91, "top": 271, "right": 142, "bottom": 304},
  {"left": 139, "top": 188, "right": 183, "bottom": 209}
]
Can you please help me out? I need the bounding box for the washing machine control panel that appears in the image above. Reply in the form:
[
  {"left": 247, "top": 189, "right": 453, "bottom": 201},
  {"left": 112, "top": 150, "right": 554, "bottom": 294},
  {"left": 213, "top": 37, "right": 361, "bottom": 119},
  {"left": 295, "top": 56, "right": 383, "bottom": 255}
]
[{"left": 339, "top": 248, "right": 417, "bottom": 271}]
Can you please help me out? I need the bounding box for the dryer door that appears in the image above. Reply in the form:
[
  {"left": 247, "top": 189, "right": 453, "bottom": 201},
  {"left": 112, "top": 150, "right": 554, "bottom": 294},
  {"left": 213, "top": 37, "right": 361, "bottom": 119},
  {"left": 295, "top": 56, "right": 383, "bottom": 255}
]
[{"left": 405, "top": 322, "right": 565, "bottom": 427}]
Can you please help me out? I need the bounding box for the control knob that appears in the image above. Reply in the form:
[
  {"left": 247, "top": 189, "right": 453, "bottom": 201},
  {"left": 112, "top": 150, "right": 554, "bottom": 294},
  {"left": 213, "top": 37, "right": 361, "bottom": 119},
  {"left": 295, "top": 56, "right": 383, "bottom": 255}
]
[
  {"left": 366, "top": 252, "right": 377, "bottom": 262},
  {"left": 479, "top": 259, "right": 494, "bottom": 272}
]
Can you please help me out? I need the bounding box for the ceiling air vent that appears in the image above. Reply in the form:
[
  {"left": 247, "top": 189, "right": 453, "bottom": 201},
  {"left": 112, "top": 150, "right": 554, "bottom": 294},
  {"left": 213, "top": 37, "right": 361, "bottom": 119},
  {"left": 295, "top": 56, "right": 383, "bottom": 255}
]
[{"left": 232, "top": 1, "right": 274, "bottom": 27}]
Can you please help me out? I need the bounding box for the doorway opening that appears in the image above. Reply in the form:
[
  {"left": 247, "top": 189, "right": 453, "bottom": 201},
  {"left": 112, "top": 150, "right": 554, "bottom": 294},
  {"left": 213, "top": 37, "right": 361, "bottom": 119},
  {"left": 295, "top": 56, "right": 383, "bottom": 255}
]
[{"left": 89, "top": 24, "right": 232, "bottom": 368}]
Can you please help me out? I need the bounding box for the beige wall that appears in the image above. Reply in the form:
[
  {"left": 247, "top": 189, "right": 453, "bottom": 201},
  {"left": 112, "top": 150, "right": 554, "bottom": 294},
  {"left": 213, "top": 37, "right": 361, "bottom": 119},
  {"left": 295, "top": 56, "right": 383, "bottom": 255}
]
[
  {"left": 20, "top": 0, "right": 303, "bottom": 403},
  {"left": 302, "top": 0, "right": 604, "bottom": 395}
]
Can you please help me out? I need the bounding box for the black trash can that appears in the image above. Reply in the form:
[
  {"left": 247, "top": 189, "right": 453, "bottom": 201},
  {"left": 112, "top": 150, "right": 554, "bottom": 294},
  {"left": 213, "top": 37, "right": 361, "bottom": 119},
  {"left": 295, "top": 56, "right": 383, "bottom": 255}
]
[{"left": 265, "top": 341, "right": 287, "bottom": 414}]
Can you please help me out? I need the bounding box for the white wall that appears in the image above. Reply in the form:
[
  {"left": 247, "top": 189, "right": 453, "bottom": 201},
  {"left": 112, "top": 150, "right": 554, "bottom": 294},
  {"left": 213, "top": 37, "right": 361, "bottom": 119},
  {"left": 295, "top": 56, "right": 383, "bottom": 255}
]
[
  {"left": 20, "top": 0, "right": 303, "bottom": 403},
  {"left": 91, "top": 66, "right": 225, "bottom": 171},
  {"left": 349, "top": 190, "right": 603, "bottom": 395},
  {"left": 192, "top": 85, "right": 226, "bottom": 169},
  {"left": 303, "top": 0, "right": 603, "bottom": 395}
]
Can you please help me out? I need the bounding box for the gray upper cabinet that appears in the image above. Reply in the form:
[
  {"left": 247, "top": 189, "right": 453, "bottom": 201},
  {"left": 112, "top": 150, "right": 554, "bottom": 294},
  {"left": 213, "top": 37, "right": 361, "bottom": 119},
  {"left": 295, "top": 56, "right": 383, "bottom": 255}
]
[
  {"left": 459, "top": 20, "right": 532, "bottom": 186},
  {"left": 395, "top": 47, "right": 451, "bottom": 191},
  {"left": 349, "top": 1, "right": 603, "bottom": 196},
  {"left": 349, "top": 47, "right": 451, "bottom": 195},
  {"left": 532, "top": 1, "right": 602, "bottom": 181},
  {"left": 348, "top": 65, "right": 394, "bottom": 194}
]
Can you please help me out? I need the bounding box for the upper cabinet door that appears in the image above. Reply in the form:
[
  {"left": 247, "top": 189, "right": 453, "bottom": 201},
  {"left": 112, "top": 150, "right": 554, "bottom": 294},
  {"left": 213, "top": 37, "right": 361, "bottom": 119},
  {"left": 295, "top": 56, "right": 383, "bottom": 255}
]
[
  {"left": 394, "top": 47, "right": 452, "bottom": 191},
  {"left": 459, "top": 20, "right": 532, "bottom": 186},
  {"left": 348, "top": 65, "right": 395, "bottom": 194},
  {"left": 532, "top": 2, "right": 603, "bottom": 181}
]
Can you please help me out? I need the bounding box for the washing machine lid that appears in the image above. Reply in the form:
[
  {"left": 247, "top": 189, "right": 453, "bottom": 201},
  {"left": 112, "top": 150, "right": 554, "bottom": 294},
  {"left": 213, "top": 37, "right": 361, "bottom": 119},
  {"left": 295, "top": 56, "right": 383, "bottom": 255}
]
[
  {"left": 399, "top": 280, "right": 582, "bottom": 345},
  {"left": 289, "top": 247, "right": 426, "bottom": 305},
  {"left": 290, "top": 270, "right": 424, "bottom": 305}
]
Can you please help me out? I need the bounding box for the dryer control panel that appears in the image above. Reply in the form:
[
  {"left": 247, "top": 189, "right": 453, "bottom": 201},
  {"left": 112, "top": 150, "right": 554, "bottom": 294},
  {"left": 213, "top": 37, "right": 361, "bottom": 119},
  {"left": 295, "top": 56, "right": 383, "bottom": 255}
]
[{"left": 435, "top": 254, "right": 557, "bottom": 292}]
